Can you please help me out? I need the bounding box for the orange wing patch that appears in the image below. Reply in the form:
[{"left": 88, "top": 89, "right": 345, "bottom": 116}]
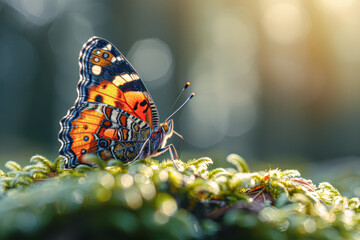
[
  {"left": 69, "top": 109, "right": 104, "bottom": 162},
  {"left": 123, "top": 91, "right": 153, "bottom": 128},
  {"left": 91, "top": 49, "right": 114, "bottom": 67},
  {"left": 87, "top": 81, "right": 132, "bottom": 113},
  {"left": 99, "top": 128, "right": 119, "bottom": 140},
  {"left": 86, "top": 80, "right": 154, "bottom": 129}
]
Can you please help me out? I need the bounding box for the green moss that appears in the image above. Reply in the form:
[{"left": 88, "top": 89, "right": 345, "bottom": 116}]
[{"left": 0, "top": 154, "right": 359, "bottom": 239}]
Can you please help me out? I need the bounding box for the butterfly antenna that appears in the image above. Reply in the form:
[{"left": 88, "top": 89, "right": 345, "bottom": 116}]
[
  {"left": 164, "top": 82, "right": 191, "bottom": 120},
  {"left": 165, "top": 93, "right": 195, "bottom": 122}
]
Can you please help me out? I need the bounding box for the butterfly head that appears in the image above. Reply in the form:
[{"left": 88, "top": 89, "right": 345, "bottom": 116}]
[
  {"left": 157, "top": 119, "right": 174, "bottom": 137},
  {"left": 150, "top": 119, "right": 174, "bottom": 151}
]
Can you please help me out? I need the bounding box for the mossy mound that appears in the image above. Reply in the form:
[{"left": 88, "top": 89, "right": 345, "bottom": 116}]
[{"left": 0, "top": 154, "right": 359, "bottom": 239}]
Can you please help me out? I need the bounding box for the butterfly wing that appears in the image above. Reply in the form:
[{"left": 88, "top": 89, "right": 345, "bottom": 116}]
[
  {"left": 76, "top": 36, "right": 159, "bottom": 130},
  {"left": 59, "top": 102, "right": 151, "bottom": 167},
  {"left": 59, "top": 37, "right": 159, "bottom": 167}
]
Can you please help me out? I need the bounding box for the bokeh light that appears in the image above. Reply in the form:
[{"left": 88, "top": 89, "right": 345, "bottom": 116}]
[
  {"left": 317, "top": 0, "right": 355, "bottom": 10},
  {"left": 127, "top": 38, "right": 173, "bottom": 87},
  {"left": 7, "top": 0, "right": 64, "bottom": 25},
  {"left": 262, "top": 0, "right": 310, "bottom": 45}
]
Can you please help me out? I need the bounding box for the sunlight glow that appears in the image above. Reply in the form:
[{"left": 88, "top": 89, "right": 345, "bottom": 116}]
[
  {"left": 318, "top": 0, "right": 355, "bottom": 9},
  {"left": 262, "top": 1, "right": 310, "bottom": 44}
]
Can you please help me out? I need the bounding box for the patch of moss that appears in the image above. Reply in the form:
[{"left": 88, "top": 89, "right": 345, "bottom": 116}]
[{"left": 0, "top": 154, "right": 359, "bottom": 239}]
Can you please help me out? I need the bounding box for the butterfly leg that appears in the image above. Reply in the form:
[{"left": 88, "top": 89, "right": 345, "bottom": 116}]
[
  {"left": 158, "top": 144, "right": 184, "bottom": 171},
  {"left": 158, "top": 144, "right": 178, "bottom": 160},
  {"left": 168, "top": 144, "right": 185, "bottom": 171},
  {"left": 168, "top": 144, "right": 179, "bottom": 160},
  {"left": 173, "top": 131, "right": 184, "bottom": 159},
  {"left": 134, "top": 137, "right": 152, "bottom": 161}
]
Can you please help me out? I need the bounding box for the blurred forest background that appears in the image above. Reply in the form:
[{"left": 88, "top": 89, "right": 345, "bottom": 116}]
[{"left": 1, "top": 0, "right": 360, "bottom": 179}]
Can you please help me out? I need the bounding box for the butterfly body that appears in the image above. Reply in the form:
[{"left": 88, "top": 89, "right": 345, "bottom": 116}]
[{"left": 59, "top": 37, "right": 175, "bottom": 168}]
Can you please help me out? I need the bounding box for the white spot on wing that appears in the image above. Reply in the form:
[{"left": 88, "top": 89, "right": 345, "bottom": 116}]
[
  {"left": 111, "top": 110, "right": 118, "bottom": 123},
  {"left": 121, "top": 74, "right": 133, "bottom": 82},
  {"left": 127, "top": 118, "right": 133, "bottom": 128},
  {"left": 92, "top": 65, "right": 102, "bottom": 75},
  {"left": 139, "top": 121, "right": 146, "bottom": 128},
  {"left": 130, "top": 74, "right": 140, "bottom": 80},
  {"left": 113, "top": 75, "right": 127, "bottom": 86},
  {"left": 103, "top": 44, "right": 112, "bottom": 51}
]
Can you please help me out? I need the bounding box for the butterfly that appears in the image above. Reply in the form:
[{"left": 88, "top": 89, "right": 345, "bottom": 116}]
[{"left": 58, "top": 36, "right": 193, "bottom": 168}]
